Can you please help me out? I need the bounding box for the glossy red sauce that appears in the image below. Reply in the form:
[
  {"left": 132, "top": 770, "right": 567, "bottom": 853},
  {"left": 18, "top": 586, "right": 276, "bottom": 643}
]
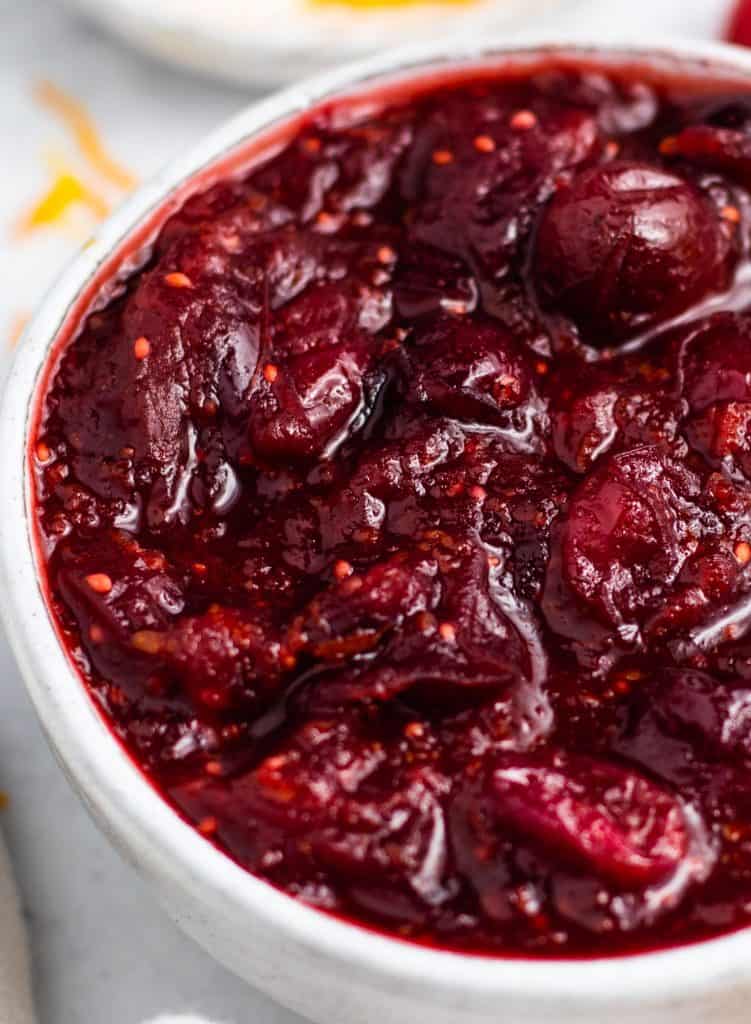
[{"left": 32, "top": 58, "right": 751, "bottom": 957}]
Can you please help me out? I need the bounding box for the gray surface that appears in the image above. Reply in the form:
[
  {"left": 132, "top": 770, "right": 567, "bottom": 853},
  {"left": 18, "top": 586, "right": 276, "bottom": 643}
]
[{"left": 0, "top": 0, "right": 732, "bottom": 1021}]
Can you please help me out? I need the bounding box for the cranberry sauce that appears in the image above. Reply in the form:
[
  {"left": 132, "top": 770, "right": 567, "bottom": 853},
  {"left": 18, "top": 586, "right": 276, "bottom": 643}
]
[{"left": 33, "top": 60, "right": 751, "bottom": 957}]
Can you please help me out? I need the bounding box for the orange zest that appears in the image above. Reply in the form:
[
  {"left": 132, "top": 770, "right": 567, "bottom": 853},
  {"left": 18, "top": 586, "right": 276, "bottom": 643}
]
[
  {"left": 14, "top": 163, "right": 109, "bottom": 239},
  {"left": 34, "top": 80, "right": 137, "bottom": 191}
]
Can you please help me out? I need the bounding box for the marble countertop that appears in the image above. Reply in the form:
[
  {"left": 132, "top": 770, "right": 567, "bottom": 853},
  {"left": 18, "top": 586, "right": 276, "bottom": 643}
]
[{"left": 0, "top": 0, "right": 733, "bottom": 1020}]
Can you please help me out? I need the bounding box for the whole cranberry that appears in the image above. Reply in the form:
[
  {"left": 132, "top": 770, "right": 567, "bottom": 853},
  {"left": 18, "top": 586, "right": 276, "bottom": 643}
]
[{"left": 534, "top": 161, "right": 732, "bottom": 345}]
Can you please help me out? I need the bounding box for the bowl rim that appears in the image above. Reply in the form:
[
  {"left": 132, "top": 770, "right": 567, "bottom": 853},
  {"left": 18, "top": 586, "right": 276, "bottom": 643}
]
[{"left": 4, "top": 32, "right": 751, "bottom": 1010}]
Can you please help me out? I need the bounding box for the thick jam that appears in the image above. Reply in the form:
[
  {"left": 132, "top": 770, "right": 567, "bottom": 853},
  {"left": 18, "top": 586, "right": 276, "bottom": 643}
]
[{"left": 33, "top": 59, "right": 751, "bottom": 957}]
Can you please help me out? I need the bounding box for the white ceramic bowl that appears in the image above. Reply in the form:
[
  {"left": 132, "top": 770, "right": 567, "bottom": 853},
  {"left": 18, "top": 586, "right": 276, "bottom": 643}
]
[{"left": 4, "top": 37, "right": 751, "bottom": 1024}]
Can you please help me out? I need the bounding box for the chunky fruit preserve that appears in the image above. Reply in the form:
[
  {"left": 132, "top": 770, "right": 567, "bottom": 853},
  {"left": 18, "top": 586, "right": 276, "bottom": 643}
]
[{"left": 32, "top": 56, "right": 751, "bottom": 957}]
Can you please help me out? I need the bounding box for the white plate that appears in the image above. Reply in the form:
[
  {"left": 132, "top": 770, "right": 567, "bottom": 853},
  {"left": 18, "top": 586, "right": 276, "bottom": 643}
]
[{"left": 65, "top": 0, "right": 575, "bottom": 85}]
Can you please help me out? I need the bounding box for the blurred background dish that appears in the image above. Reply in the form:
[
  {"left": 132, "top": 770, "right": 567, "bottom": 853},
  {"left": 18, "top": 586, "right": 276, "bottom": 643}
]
[{"left": 63, "top": 0, "right": 577, "bottom": 84}]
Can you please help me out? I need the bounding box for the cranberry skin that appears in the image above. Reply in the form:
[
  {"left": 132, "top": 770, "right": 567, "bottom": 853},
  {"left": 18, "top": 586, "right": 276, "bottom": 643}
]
[
  {"left": 650, "top": 670, "right": 751, "bottom": 761},
  {"left": 444, "top": 680, "right": 554, "bottom": 765},
  {"left": 216, "top": 717, "right": 389, "bottom": 835},
  {"left": 318, "top": 415, "right": 467, "bottom": 551},
  {"left": 549, "top": 356, "right": 682, "bottom": 474},
  {"left": 173, "top": 716, "right": 452, "bottom": 910},
  {"left": 405, "top": 99, "right": 599, "bottom": 288},
  {"left": 550, "top": 364, "right": 620, "bottom": 473},
  {"left": 534, "top": 161, "right": 732, "bottom": 345},
  {"left": 248, "top": 340, "right": 374, "bottom": 462},
  {"left": 247, "top": 268, "right": 392, "bottom": 462},
  {"left": 56, "top": 259, "right": 259, "bottom": 529},
  {"left": 450, "top": 750, "right": 709, "bottom": 932},
  {"left": 664, "top": 124, "right": 751, "bottom": 191},
  {"left": 542, "top": 446, "right": 701, "bottom": 652},
  {"left": 55, "top": 531, "right": 185, "bottom": 690},
  {"left": 57, "top": 531, "right": 184, "bottom": 643},
  {"left": 728, "top": 0, "right": 751, "bottom": 47},
  {"left": 488, "top": 752, "right": 694, "bottom": 887},
  {"left": 680, "top": 315, "right": 751, "bottom": 411},
  {"left": 311, "top": 770, "right": 452, "bottom": 909},
  {"left": 289, "top": 553, "right": 441, "bottom": 662},
  {"left": 614, "top": 670, "right": 751, "bottom": 800},
  {"left": 393, "top": 243, "right": 478, "bottom": 321},
  {"left": 303, "top": 537, "right": 544, "bottom": 711},
  {"left": 679, "top": 314, "right": 751, "bottom": 479},
  {"left": 250, "top": 114, "right": 413, "bottom": 221},
  {"left": 407, "top": 317, "right": 532, "bottom": 425},
  {"left": 132, "top": 606, "right": 291, "bottom": 713},
  {"left": 170, "top": 716, "right": 388, "bottom": 864}
]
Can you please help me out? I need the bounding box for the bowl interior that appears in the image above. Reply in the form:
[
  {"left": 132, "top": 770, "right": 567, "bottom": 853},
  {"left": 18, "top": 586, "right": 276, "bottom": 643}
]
[{"left": 5, "top": 36, "right": 751, "bottom": 1012}]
